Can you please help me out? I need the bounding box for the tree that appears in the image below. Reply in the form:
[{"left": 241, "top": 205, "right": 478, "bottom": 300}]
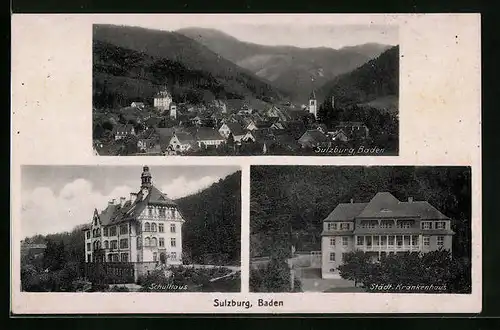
[{"left": 337, "top": 251, "right": 373, "bottom": 287}]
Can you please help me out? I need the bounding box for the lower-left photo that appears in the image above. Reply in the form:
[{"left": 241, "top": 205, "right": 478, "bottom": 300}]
[{"left": 19, "top": 164, "right": 241, "bottom": 292}]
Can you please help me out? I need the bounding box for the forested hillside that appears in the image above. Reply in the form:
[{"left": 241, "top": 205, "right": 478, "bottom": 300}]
[
  {"left": 176, "top": 171, "right": 241, "bottom": 265},
  {"left": 250, "top": 166, "right": 471, "bottom": 261},
  {"left": 178, "top": 27, "right": 390, "bottom": 103},
  {"left": 316, "top": 46, "right": 399, "bottom": 110},
  {"left": 93, "top": 24, "right": 286, "bottom": 108}
]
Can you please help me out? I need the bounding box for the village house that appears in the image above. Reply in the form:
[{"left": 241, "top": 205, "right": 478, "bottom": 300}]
[
  {"left": 131, "top": 102, "right": 145, "bottom": 109},
  {"left": 297, "top": 130, "right": 329, "bottom": 149},
  {"left": 211, "top": 99, "right": 227, "bottom": 113},
  {"left": 114, "top": 124, "right": 136, "bottom": 140},
  {"left": 321, "top": 192, "right": 455, "bottom": 279},
  {"left": 329, "top": 129, "right": 349, "bottom": 142},
  {"left": 241, "top": 131, "right": 256, "bottom": 143},
  {"left": 153, "top": 87, "right": 173, "bottom": 112},
  {"left": 168, "top": 131, "right": 196, "bottom": 153},
  {"left": 333, "top": 122, "right": 370, "bottom": 140},
  {"left": 218, "top": 122, "right": 246, "bottom": 142},
  {"left": 83, "top": 166, "right": 184, "bottom": 280},
  {"left": 193, "top": 127, "right": 226, "bottom": 148}
]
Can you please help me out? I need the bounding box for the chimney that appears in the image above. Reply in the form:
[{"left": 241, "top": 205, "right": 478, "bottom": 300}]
[
  {"left": 120, "top": 197, "right": 126, "bottom": 207},
  {"left": 350, "top": 198, "right": 354, "bottom": 204},
  {"left": 408, "top": 197, "right": 413, "bottom": 203},
  {"left": 108, "top": 199, "right": 115, "bottom": 205},
  {"left": 130, "top": 192, "right": 137, "bottom": 203}
]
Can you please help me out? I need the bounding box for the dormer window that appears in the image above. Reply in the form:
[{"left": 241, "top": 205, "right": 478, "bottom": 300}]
[{"left": 380, "top": 208, "right": 391, "bottom": 213}]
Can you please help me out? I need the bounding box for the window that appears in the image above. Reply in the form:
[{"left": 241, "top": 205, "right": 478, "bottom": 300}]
[
  {"left": 170, "top": 209, "right": 175, "bottom": 218},
  {"left": 396, "top": 236, "right": 403, "bottom": 246},
  {"left": 422, "top": 222, "right": 432, "bottom": 230},
  {"left": 151, "top": 223, "right": 157, "bottom": 232},
  {"left": 119, "top": 238, "right": 128, "bottom": 249},
  {"left": 137, "top": 237, "right": 142, "bottom": 249},
  {"left": 330, "top": 237, "right": 336, "bottom": 246},
  {"left": 329, "top": 252, "right": 335, "bottom": 261},
  {"left": 151, "top": 237, "right": 157, "bottom": 247},
  {"left": 159, "top": 238, "right": 165, "bottom": 247},
  {"left": 373, "top": 236, "right": 380, "bottom": 246},
  {"left": 366, "top": 236, "right": 372, "bottom": 246},
  {"left": 412, "top": 235, "right": 419, "bottom": 246},
  {"left": 171, "top": 252, "right": 177, "bottom": 260},
  {"left": 159, "top": 208, "right": 166, "bottom": 217},
  {"left": 342, "top": 253, "right": 347, "bottom": 262},
  {"left": 423, "top": 236, "right": 430, "bottom": 246},
  {"left": 153, "top": 252, "right": 158, "bottom": 262},
  {"left": 87, "top": 254, "right": 92, "bottom": 262},
  {"left": 437, "top": 236, "right": 444, "bottom": 247},
  {"left": 104, "top": 240, "right": 109, "bottom": 249},
  {"left": 110, "top": 240, "right": 118, "bottom": 249},
  {"left": 103, "top": 227, "right": 108, "bottom": 236},
  {"left": 380, "top": 220, "right": 393, "bottom": 229},
  {"left": 86, "top": 231, "right": 90, "bottom": 239},
  {"left": 381, "top": 236, "right": 387, "bottom": 246},
  {"left": 145, "top": 237, "right": 150, "bottom": 246},
  {"left": 144, "top": 222, "right": 151, "bottom": 232},
  {"left": 86, "top": 243, "right": 91, "bottom": 251},
  {"left": 137, "top": 254, "right": 140, "bottom": 262},
  {"left": 170, "top": 224, "right": 176, "bottom": 233},
  {"left": 112, "top": 254, "right": 119, "bottom": 262},
  {"left": 340, "top": 223, "right": 350, "bottom": 230},
  {"left": 436, "top": 222, "right": 446, "bottom": 229},
  {"left": 327, "top": 223, "right": 337, "bottom": 231},
  {"left": 357, "top": 236, "right": 364, "bottom": 246},
  {"left": 121, "top": 253, "right": 129, "bottom": 262},
  {"left": 397, "top": 221, "right": 412, "bottom": 229},
  {"left": 171, "top": 238, "right": 176, "bottom": 247},
  {"left": 342, "top": 237, "right": 348, "bottom": 246},
  {"left": 148, "top": 208, "right": 153, "bottom": 217},
  {"left": 159, "top": 223, "right": 164, "bottom": 233},
  {"left": 120, "top": 224, "right": 128, "bottom": 235},
  {"left": 107, "top": 254, "right": 112, "bottom": 262},
  {"left": 109, "top": 226, "right": 117, "bottom": 236},
  {"left": 388, "top": 236, "right": 395, "bottom": 246}
]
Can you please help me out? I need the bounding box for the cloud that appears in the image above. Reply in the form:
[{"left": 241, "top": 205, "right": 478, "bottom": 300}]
[
  {"left": 21, "top": 179, "right": 135, "bottom": 238},
  {"left": 21, "top": 175, "right": 223, "bottom": 238},
  {"left": 161, "top": 175, "right": 220, "bottom": 199}
]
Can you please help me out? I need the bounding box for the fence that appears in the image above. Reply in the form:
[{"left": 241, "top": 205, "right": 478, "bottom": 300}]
[{"left": 84, "top": 262, "right": 135, "bottom": 284}]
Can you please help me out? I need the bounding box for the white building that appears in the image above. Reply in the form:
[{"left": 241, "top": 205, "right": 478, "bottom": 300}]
[
  {"left": 153, "top": 88, "right": 173, "bottom": 112},
  {"left": 84, "top": 166, "right": 185, "bottom": 278}
]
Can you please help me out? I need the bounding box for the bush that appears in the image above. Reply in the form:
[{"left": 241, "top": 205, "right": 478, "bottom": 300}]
[{"left": 109, "top": 285, "right": 130, "bottom": 292}]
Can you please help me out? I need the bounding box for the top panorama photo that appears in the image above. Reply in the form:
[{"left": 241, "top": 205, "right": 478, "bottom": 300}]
[{"left": 92, "top": 21, "right": 399, "bottom": 156}]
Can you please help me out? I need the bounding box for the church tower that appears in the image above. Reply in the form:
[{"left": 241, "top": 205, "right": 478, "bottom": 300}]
[
  {"left": 308, "top": 90, "right": 317, "bottom": 119},
  {"left": 141, "top": 166, "right": 152, "bottom": 198},
  {"left": 169, "top": 103, "right": 177, "bottom": 120}
]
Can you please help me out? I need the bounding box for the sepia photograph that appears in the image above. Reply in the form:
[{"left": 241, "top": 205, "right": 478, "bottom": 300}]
[
  {"left": 92, "top": 22, "right": 399, "bottom": 156},
  {"left": 250, "top": 166, "right": 472, "bottom": 293},
  {"left": 20, "top": 165, "right": 241, "bottom": 292}
]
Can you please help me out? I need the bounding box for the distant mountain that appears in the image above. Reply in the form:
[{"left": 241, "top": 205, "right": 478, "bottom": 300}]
[
  {"left": 176, "top": 171, "right": 241, "bottom": 266},
  {"left": 316, "top": 45, "right": 399, "bottom": 111},
  {"left": 93, "top": 25, "right": 287, "bottom": 108},
  {"left": 177, "top": 27, "right": 392, "bottom": 103}
]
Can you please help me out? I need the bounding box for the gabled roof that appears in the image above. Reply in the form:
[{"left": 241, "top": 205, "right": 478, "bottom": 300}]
[
  {"left": 223, "top": 122, "right": 245, "bottom": 136},
  {"left": 323, "top": 192, "right": 450, "bottom": 222},
  {"left": 114, "top": 124, "right": 134, "bottom": 134},
  {"left": 174, "top": 131, "right": 195, "bottom": 144},
  {"left": 195, "top": 127, "right": 225, "bottom": 141},
  {"left": 97, "top": 185, "right": 177, "bottom": 226},
  {"left": 298, "top": 130, "right": 329, "bottom": 143},
  {"left": 335, "top": 121, "right": 367, "bottom": 128}
]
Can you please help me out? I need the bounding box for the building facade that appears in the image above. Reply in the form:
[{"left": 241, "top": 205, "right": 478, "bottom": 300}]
[
  {"left": 321, "top": 192, "right": 454, "bottom": 279},
  {"left": 308, "top": 90, "right": 317, "bottom": 119},
  {"left": 84, "top": 166, "right": 184, "bottom": 277},
  {"left": 153, "top": 88, "right": 173, "bottom": 112}
]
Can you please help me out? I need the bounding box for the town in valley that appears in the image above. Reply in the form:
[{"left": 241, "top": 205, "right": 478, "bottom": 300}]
[{"left": 92, "top": 24, "right": 399, "bottom": 156}]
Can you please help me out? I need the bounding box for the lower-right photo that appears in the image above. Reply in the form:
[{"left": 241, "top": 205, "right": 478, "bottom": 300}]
[{"left": 250, "top": 165, "right": 472, "bottom": 294}]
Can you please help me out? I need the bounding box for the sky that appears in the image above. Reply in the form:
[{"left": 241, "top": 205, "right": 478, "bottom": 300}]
[
  {"left": 20, "top": 165, "right": 240, "bottom": 238},
  {"left": 92, "top": 15, "right": 399, "bottom": 49}
]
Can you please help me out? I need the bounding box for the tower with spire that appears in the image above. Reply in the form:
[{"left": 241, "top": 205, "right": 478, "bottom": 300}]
[{"left": 308, "top": 90, "right": 317, "bottom": 119}]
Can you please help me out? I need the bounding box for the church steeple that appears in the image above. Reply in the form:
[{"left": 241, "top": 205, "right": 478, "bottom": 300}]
[
  {"left": 308, "top": 90, "right": 317, "bottom": 119},
  {"left": 141, "top": 165, "right": 152, "bottom": 189}
]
